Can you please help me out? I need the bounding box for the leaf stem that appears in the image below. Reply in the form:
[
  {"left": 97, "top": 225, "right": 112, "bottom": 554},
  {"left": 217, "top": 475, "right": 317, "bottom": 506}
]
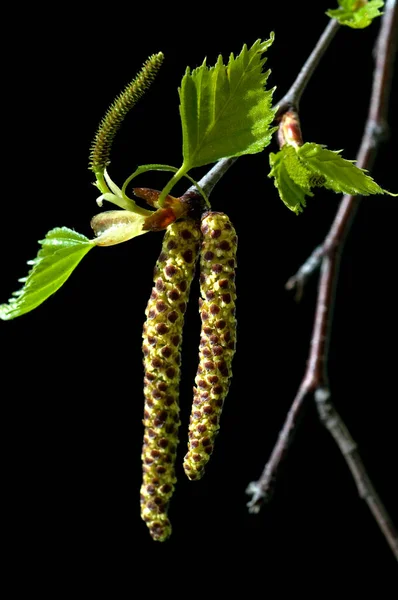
[
  {"left": 95, "top": 171, "right": 110, "bottom": 195},
  {"left": 157, "top": 165, "right": 188, "bottom": 207},
  {"left": 122, "top": 163, "right": 211, "bottom": 209}
]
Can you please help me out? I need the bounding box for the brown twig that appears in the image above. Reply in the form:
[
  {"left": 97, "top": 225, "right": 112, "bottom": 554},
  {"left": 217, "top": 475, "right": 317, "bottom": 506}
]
[
  {"left": 276, "top": 18, "right": 340, "bottom": 115},
  {"left": 315, "top": 388, "right": 398, "bottom": 560},
  {"left": 246, "top": 252, "right": 337, "bottom": 510},
  {"left": 246, "top": 0, "right": 398, "bottom": 561}
]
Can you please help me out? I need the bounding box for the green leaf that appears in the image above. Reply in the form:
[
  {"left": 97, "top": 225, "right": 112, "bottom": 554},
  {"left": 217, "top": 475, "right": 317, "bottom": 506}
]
[
  {"left": 179, "top": 36, "right": 277, "bottom": 170},
  {"left": 326, "top": 0, "right": 384, "bottom": 29},
  {"left": 269, "top": 147, "right": 313, "bottom": 215},
  {"left": 283, "top": 145, "right": 313, "bottom": 192},
  {"left": 269, "top": 139, "right": 396, "bottom": 214},
  {"left": 0, "top": 228, "right": 94, "bottom": 320},
  {"left": 298, "top": 142, "right": 396, "bottom": 196}
]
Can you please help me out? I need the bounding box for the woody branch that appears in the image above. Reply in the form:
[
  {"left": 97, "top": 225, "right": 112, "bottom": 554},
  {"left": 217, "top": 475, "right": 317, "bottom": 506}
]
[{"left": 245, "top": 0, "right": 398, "bottom": 561}]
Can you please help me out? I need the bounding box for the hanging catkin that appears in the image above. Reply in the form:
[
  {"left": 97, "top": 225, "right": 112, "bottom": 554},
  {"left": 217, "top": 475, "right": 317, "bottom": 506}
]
[
  {"left": 183, "top": 212, "right": 237, "bottom": 480},
  {"left": 141, "top": 218, "right": 201, "bottom": 541}
]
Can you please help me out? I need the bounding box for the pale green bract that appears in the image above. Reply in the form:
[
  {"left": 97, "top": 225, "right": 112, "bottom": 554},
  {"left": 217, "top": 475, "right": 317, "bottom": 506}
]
[
  {"left": 91, "top": 210, "right": 148, "bottom": 246},
  {"left": 179, "top": 36, "right": 277, "bottom": 170},
  {"left": 0, "top": 228, "right": 94, "bottom": 320},
  {"left": 269, "top": 142, "right": 397, "bottom": 215},
  {"left": 326, "top": 0, "right": 384, "bottom": 29}
]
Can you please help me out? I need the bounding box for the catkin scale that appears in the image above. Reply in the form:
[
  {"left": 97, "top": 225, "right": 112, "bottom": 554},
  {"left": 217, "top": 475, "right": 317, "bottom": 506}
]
[
  {"left": 141, "top": 219, "right": 201, "bottom": 541},
  {"left": 183, "top": 212, "right": 237, "bottom": 480}
]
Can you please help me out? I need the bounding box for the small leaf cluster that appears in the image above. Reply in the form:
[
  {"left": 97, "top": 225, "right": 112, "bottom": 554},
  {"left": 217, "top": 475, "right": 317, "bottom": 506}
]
[
  {"left": 269, "top": 142, "right": 396, "bottom": 215},
  {"left": 326, "top": 0, "right": 384, "bottom": 29}
]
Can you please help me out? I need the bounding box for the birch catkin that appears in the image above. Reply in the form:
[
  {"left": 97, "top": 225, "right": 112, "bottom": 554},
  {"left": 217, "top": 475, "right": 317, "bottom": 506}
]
[
  {"left": 141, "top": 218, "right": 201, "bottom": 541},
  {"left": 183, "top": 212, "right": 237, "bottom": 480}
]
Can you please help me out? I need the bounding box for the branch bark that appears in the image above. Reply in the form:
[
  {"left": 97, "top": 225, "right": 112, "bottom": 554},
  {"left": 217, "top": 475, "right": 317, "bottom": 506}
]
[
  {"left": 276, "top": 18, "right": 340, "bottom": 115},
  {"left": 246, "top": 0, "right": 398, "bottom": 561},
  {"left": 315, "top": 388, "right": 398, "bottom": 560}
]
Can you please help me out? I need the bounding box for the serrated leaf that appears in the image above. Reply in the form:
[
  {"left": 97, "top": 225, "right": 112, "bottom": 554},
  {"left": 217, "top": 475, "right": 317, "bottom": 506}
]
[
  {"left": 298, "top": 142, "right": 396, "bottom": 196},
  {"left": 269, "top": 148, "right": 313, "bottom": 215},
  {"left": 283, "top": 145, "right": 313, "bottom": 192},
  {"left": 326, "top": 0, "right": 384, "bottom": 29},
  {"left": 179, "top": 36, "right": 277, "bottom": 170},
  {"left": 91, "top": 210, "right": 148, "bottom": 246},
  {"left": 0, "top": 228, "right": 94, "bottom": 320}
]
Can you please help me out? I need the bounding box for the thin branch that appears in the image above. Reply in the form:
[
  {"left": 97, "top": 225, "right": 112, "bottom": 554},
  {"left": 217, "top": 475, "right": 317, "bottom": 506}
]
[
  {"left": 276, "top": 18, "right": 340, "bottom": 115},
  {"left": 246, "top": 248, "right": 338, "bottom": 511},
  {"left": 287, "top": 0, "right": 397, "bottom": 293},
  {"left": 285, "top": 244, "right": 323, "bottom": 300},
  {"left": 246, "top": 1, "right": 398, "bottom": 560},
  {"left": 315, "top": 388, "right": 398, "bottom": 561},
  {"left": 246, "top": 383, "right": 309, "bottom": 509},
  {"left": 186, "top": 157, "right": 237, "bottom": 198}
]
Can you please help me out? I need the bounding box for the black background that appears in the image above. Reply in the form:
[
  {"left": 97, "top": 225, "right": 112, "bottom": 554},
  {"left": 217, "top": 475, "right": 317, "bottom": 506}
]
[{"left": 1, "top": 0, "right": 397, "bottom": 592}]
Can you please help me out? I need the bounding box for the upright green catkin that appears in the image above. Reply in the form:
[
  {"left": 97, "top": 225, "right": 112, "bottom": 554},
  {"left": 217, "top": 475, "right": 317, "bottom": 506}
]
[
  {"left": 141, "top": 218, "right": 201, "bottom": 541},
  {"left": 183, "top": 212, "right": 237, "bottom": 480},
  {"left": 89, "top": 52, "right": 164, "bottom": 174}
]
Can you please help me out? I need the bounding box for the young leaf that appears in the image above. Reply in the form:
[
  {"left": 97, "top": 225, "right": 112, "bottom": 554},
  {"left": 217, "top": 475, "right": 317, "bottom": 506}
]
[
  {"left": 179, "top": 36, "right": 277, "bottom": 170},
  {"left": 269, "top": 148, "right": 313, "bottom": 215},
  {"left": 326, "top": 0, "right": 384, "bottom": 29},
  {"left": 0, "top": 228, "right": 94, "bottom": 320},
  {"left": 298, "top": 142, "right": 396, "bottom": 196},
  {"left": 283, "top": 144, "right": 313, "bottom": 192}
]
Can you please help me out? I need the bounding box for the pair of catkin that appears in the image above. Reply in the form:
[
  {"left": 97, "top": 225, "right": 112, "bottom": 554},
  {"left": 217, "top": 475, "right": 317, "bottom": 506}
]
[{"left": 140, "top": 212, "right": 237, "bottom": 541}]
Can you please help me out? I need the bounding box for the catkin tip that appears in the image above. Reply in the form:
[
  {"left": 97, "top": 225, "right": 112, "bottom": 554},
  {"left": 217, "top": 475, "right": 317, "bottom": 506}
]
[{"left": 89, "top": 52, "right": 164, "bottom": 173}]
